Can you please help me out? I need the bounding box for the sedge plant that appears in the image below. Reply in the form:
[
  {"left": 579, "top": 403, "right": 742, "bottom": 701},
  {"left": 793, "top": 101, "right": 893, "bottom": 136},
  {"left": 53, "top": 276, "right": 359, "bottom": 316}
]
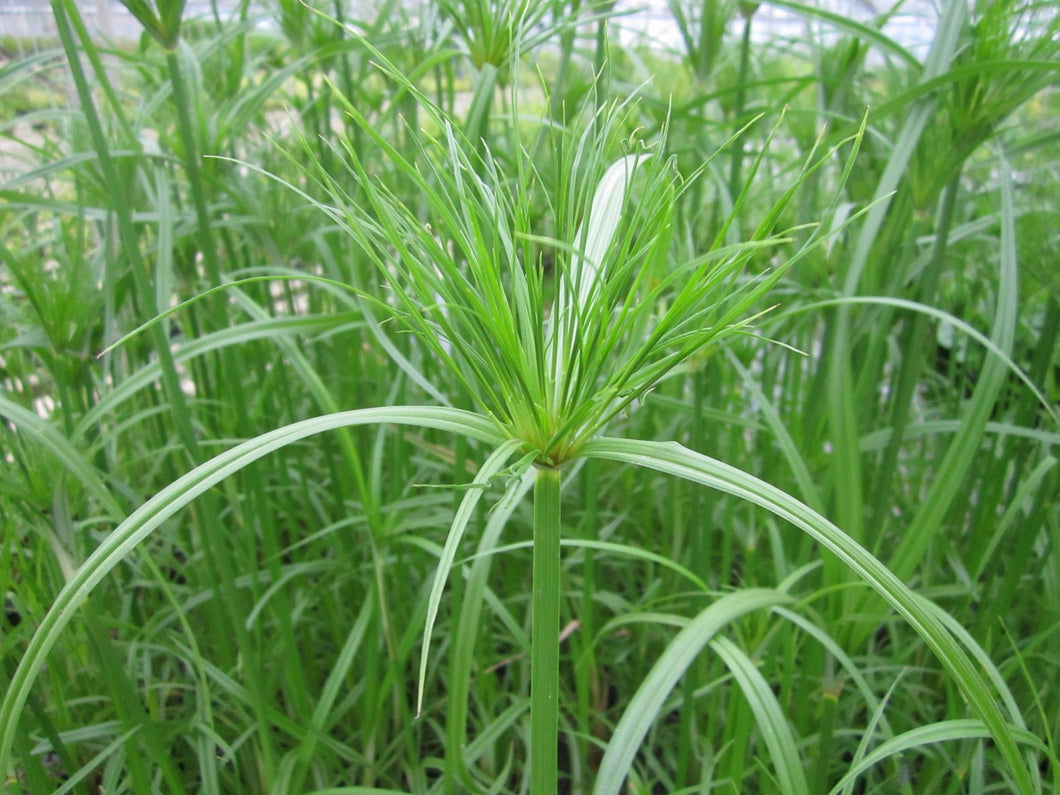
[{"left": 0, "top": 36, "right": 1049, "bottom": 795}]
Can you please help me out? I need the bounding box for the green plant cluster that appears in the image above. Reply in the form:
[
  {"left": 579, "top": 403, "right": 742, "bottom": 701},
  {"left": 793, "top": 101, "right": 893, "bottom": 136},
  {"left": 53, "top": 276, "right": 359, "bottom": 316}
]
[{"left": 1, "top": 0, "right": 1058, "bottom": 793}]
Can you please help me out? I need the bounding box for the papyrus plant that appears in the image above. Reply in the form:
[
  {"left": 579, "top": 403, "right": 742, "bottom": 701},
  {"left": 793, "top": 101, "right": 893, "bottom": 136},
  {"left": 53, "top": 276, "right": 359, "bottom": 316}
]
[{"left": 0, "top": 55, "right": 1042, "bottom": 795}]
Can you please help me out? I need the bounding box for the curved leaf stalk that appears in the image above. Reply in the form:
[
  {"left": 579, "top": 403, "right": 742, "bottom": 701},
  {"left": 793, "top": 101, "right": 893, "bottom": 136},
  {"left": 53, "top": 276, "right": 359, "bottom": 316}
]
[
  {"left": 0, "top": 407, "right": 506, "bottom": 778},
  {"left": 445, "top": 469, "right": 536, "bottom": 791},
  {"left": 415, "top": 439, "right": 529, "bottom": 716},
  {"left": 827, "top": 720, "right": 1052, "bottom": 795},
  {"left": 591, "top": 589, "right": 794, "bottom": 795},
  {"left": 580, "top": 436, "right": 1039, "bottom": 793}
]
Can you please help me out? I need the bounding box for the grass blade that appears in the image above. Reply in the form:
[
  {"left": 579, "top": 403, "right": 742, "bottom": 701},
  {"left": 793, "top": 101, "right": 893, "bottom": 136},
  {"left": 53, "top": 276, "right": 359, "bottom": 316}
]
[
  {"left": 0, "top": 406, "right": 505, "bottom": 776},
  {"left": 592, "top": 589, "right": 793, "bottom": 795},
  {"left": 416, "top": 439, "right": 527, "bottom": 716},
  {"left": 580, "top": 436, "right": 1038, "bottom": 793},
  {"left": 711, "top": 636, "right": 810, "bottom": 795}
]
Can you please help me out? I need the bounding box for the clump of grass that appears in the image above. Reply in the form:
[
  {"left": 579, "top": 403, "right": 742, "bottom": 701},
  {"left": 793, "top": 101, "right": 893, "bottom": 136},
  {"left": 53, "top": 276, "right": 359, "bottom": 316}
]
[{"left": 1, "top": 1, "right": 1058, "bottom": 792}]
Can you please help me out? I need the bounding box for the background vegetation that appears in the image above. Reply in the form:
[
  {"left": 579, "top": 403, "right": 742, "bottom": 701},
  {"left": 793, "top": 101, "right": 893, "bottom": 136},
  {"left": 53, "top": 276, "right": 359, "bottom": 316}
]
[{"left": 1, "top": 0, "right": 1058, "bottom": 792}]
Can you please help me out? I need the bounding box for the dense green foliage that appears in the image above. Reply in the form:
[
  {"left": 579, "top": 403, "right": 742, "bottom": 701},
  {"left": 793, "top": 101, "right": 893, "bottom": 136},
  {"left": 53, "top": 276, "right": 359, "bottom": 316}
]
[{"left": 1, "top": 0, "right": 1058, "bottom": 792}]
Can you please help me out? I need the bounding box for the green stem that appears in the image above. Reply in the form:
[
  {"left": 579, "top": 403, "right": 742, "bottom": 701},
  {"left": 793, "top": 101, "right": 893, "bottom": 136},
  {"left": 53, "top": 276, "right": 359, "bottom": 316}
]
[
  {"left": 546, "top": 0, "right": 578, "bottom": 120},
  {"left": 165, "top": 48, "right": 222, "bottom": 290},
  {"left": 531, "top": 465, "right": 562, "bottom": 795},
  {"left": 870, "top": 176, "right": 960, "bottom": 524},
  {"left": 52, "top": 0, "right": 200, "bottom": 461},
  {"left": 727, "top": 12, "right": 753, "bottom": 200},
  {"left": 464, "top": 63, "right": 499, "bottom": 162}
]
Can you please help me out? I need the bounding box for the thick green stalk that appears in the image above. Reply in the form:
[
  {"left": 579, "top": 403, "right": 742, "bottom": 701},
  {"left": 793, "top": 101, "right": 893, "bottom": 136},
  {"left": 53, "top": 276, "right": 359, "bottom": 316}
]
[{"left": 531, "top": 465, "right": 563, "bottom": 795}]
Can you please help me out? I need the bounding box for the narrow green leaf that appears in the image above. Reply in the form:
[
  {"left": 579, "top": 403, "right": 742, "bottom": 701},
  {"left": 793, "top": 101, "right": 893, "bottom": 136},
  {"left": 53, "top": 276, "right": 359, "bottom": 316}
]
[
  {"left": 766, "top": 0, "right": 918, "bottom": 67},
  {"left": 592, "top": 589, "right": 793, "bottom": 795},
  {"left": 416, "top": 439, "right": 526, "bottom": 716},
  {"left": 885, "top": 157, "right": 1021, "bottom": 583},
  {"left": 0, "top": 394, "right": 122, "bottom": 518},
  {"left": 0, "top": 407, "right": 505, "bottom": 776},
  {"left": 788, "top": 296, "right": 1059, "bottom": 428},
  {"left": 711, "top": 636, "right": 810, "bottom": 795},
  {"left": 828, "top": 720, "right": 1051, "bottom": 795},
  {"left": 446, "top": 465, "right": 535, "bottom": 790},
  {"left": 580, "top": 436, "right": 1037, "bottom": 793}
]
